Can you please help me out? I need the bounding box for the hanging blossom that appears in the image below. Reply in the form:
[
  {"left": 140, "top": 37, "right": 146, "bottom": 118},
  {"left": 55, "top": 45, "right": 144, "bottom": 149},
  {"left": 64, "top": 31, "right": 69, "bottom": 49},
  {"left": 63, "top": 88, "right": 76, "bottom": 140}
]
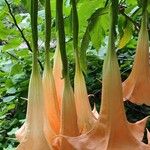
[
  {"left": 52, "top": 3, "right": 150, "bottom": 149},
  {"left": 74, "top": 58, "right": 97, "bottom": 133},
  {"left": 16, "top": 64, "right": 51, "bottom": 150},
  {"left": 42, "top": 59, "right": 60, "bottom": 145},
  {"left": 52, "top": 44, "right": 150, "bottom": 150},
  {"left": 122, "top": 10, "right": 150, "bottom": 105}
]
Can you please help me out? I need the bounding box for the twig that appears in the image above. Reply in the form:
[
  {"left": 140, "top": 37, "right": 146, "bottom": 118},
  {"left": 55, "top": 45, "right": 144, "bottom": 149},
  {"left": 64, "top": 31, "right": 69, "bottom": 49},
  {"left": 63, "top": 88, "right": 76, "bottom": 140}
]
[
  {"left": 6, "top": 52, "right": 19, "bottom": 60},
  {"left": 4, "top": 0, "right": 43, "bottom": 70},
  {"left": 120, "top": 11, "right": 140, "bottom": 31},
  {"left": 118, "top": 4, "right": 140, "bottom": 31}
]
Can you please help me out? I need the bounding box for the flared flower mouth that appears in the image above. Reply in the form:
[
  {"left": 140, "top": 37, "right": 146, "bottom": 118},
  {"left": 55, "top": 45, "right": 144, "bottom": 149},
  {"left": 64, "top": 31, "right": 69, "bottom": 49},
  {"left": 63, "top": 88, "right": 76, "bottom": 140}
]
[{"left": 122, "top": 10, "right": 150, "bottom": 105}]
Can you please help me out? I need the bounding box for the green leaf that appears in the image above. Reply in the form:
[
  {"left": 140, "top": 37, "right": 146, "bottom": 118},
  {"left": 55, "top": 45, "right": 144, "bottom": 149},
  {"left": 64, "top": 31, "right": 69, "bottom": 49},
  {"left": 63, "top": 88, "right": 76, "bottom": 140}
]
[
  {"left": 7, "top": 127, "right": 18, "bottom": 136},
  {"left": 118, "top": 21, "right": 133, "bottom": 49},
  {"left": 2, "top": 38, "right": 22, "bottom": 51},
  {"left": 10, "top": 64, "right": 22, "bottom": 75},
  {"left": 88, "top": 8, "right": 109, "bottom": 50},
  {"left": 78, "top": 0, "right": 104, "bottom": 32},
  {"left": 3, "top": 96, "right": 16, "bottom": 102}
]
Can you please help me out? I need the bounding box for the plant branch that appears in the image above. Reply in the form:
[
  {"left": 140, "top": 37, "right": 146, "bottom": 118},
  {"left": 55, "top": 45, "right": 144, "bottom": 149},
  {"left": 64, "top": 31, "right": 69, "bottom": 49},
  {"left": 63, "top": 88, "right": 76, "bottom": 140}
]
[
  {"left": 119, "top": 10, "right": 140, "bottom": 31},
  {"left": 4, "top": 0, "right": 43, "bottom": 70}
]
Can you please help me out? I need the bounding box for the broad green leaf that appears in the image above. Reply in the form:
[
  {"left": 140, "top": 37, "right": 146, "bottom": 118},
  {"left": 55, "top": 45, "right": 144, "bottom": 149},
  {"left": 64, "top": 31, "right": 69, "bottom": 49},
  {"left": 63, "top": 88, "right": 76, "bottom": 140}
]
[
  {"left": 89, "top": 19, "right": 104, "bottom": 50},
  {"left": 2, "top": 38, "right": 22, "bottom": 51},
  {"left": 78, "top": 0, "right": 104, "bottom": 33},
  {"left": 10, "top": 63, "right": 23, "bottom": 75},
  {"left": 88, "top": 8, "right": 109, "bottom": 50},
  {"left": 118, "top": 21, "right": 133, "bottom": 49}
]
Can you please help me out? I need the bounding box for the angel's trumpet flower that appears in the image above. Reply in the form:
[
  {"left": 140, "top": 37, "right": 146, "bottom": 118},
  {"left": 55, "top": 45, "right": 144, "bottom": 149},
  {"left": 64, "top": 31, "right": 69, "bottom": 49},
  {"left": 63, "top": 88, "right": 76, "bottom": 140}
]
[
  {"left": 42, "top": 0, "right": 60, "bottom": 146},
  {"left": 72, "top": 0, "right": 97, "bottom": 133},
  {"left": 122, "top": 10, "right": 150, "bottom": 105},
  {"left": 74, "top": 59, "right": 97, "bottom": 133},
  {"left": 43, "top": 62, "right": 60, "bottom": 134},
  {"left": 57, "top": 76, "right": 79, "bottom": 149},
  {"left": 53, "top": 43, "right": 64, "bottom": 107},
  {"left": 42, "top": 0, "right": 60, "bottom": 136},
  {"left": 53, "top": 0, "right": 79, "bottom": 149},
  {"left": 16, "top": 0, "right": 51, "bottom": 148},
  {"left": 16, "top": 63, "right": 50, "bottom": 150},
  {"left": 52, "top": 2, "right": 150, "bottom": 149},
  {"left": 52, "top": 42, "right": 149, "bottom": 150}
]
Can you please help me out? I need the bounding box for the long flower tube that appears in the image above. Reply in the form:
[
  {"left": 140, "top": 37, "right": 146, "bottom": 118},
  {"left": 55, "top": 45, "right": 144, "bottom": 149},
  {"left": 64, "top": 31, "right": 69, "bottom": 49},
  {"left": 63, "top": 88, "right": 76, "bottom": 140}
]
[
  {"left": 122, "top": 9, "right": 150, "bottom": 105},
  {"left": 54, "top": 0, "right": 79, "bottom": 149},
  {"left": 74, "top": 59, "right": 97, "bottom": 133},
  {"left": 42, "top": 0, "right": 60, "bottom": 137},
  {"left": 16, "top": 65, "right": 51, "bottom": 150},
  {"left": 43, "top": 65, "right": 60, "bottom": 134},
  {"left": 16, "top": 0, "right": 51, "bottom": 149},
  {"left": 72, "top": 0, "right": 97, "bottom": 133},
  {"left": 52, "top": 1, "right": 150, "bottom": 149}
]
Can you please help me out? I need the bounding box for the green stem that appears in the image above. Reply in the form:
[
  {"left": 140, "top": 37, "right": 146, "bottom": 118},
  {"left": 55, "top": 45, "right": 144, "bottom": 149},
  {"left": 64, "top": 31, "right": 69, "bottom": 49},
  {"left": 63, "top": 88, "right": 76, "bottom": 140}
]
[
  {"left": 141, "top": 8, "right": 147, "bottom": 31},
  {"left": 107, "top": 0, "right": 118, "bottom": 55},
  {"left": 71, "top": 0, "right": 81, "bottom": 72},
  {"left": 45, "top": 0, "right": 51, "bottom": 69},
  {"left": 56, "top": 0, "right": 68, "bottom": 78},
  {"left": 142, "top": 0, "right": 148, "bottom": 13},
  {"left": 72, "top": 0, "right": 79, "bottom": 50},
  {"left": 31, "top": 0, "right": 38, "bottom": 71}
]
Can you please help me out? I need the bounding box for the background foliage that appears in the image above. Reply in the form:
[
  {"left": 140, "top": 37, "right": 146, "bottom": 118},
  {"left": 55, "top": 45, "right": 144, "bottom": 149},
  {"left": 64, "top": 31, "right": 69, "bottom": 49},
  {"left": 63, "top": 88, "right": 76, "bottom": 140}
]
[{"left": 0, "top": 0, "right": 150, "bottom": 149}]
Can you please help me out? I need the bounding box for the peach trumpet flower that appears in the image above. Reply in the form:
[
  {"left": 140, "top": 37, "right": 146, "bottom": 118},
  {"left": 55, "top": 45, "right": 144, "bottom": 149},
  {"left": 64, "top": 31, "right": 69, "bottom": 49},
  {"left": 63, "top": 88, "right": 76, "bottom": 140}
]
[
  {"left": 42, "top": 61, "right": 60, "bottom": 145},
  {"left": 74, "top": 61, "right": 97, "bottom": 133},
  {"left": 52, "top": 36, "right": 150, "bottom": 150},
  {"left": 122, "top": 11, "right": 150, "bottom": 105},
  {"left": 52, "top": 76, "right": 79, "bottom": 150},
  {"left": 16, "top": 64, "right": 51, "bottom": 150}
]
